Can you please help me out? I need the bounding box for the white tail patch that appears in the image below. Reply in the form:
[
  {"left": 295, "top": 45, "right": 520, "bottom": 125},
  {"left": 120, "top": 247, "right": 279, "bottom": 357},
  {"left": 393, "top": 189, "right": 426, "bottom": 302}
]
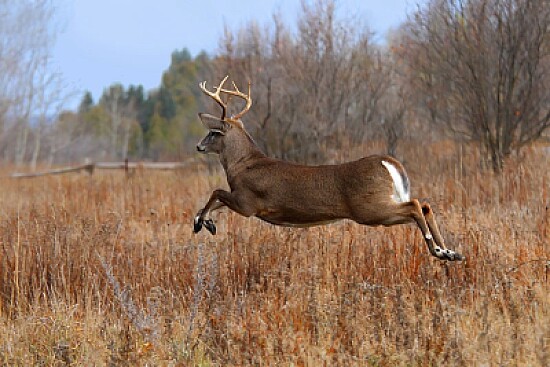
[{"left": 382, "top": 160, "right": 410, "bottom": 203}]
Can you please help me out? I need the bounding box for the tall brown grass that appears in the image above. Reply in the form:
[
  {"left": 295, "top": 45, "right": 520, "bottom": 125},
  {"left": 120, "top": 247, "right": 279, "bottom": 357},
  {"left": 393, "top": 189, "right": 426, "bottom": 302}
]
[{"left": 0, "top": 141, "right": 548, "bottom": 366}]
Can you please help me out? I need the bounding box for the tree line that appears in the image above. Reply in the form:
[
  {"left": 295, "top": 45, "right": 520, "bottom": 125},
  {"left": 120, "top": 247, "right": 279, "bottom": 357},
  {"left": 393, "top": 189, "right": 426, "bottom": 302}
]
[
  {"left": 0, "top": 0, "right": 548, "bottom": 172},
  {"left": 62, "top": 49, "right": 211, "bottom": 162}
]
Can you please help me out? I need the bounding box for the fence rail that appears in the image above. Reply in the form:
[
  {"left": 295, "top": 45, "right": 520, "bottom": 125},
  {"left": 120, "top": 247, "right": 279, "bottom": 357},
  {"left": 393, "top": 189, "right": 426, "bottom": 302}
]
[{"left": 9, "top": 159, "right": 202, "bottom": 179}]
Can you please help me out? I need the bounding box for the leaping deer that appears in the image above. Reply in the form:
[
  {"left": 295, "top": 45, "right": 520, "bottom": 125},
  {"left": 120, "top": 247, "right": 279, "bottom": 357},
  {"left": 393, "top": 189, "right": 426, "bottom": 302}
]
[{"left": 193, "top": 76, "right": 463, "bottom": 261}]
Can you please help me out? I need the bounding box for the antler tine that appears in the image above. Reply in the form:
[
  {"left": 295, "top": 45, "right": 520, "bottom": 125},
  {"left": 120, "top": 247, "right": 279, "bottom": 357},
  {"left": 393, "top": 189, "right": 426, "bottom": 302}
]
[
  {"left": 220, "top": 80, "right": 252, "bottom": 120},
  {"left": 199, "top": 75, "right": 229, "bottom": 120}
]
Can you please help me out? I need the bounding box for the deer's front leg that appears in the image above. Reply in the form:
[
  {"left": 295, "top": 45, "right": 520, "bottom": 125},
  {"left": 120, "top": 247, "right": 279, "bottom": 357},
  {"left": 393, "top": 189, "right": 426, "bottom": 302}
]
[
  {"left": 193, "top": 189, "right": 255, "bottom": 235},
  {"left": 194, "top": 191, "right": 224, "bottom": 234},
  {"left": 193, "top": 203, "right": 223, "bottom": 234}
]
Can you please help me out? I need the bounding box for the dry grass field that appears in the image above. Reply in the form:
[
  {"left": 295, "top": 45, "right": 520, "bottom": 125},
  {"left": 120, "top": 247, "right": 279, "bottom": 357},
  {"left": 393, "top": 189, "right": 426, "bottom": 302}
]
[{"left": 0, "top": 142, "right": 549, "bottom": 366}]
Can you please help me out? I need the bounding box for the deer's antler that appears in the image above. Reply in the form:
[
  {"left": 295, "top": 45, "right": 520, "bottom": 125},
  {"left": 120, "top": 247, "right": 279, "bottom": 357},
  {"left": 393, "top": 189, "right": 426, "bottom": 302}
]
[
  {"left": 220, "top": 81, "right": 252, "bottom": 120},
  {"left": 199, "top": 75, "right": 229, "bottom": 120}
]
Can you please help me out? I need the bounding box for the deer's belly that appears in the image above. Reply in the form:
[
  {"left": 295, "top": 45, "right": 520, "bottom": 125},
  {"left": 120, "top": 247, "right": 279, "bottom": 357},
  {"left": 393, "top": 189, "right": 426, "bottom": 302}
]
[
  {"left": 256, "top": 209, "right": 341, "bottom": 228},
  {"left": 258, "top": 217, "right": 340, "bottom": 228}
]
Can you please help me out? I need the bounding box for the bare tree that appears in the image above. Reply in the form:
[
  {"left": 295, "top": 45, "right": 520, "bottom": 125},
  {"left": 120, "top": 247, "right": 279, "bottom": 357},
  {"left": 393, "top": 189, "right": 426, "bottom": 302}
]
[
  {"left": 46, "top": 111, "right": 81, "bottom": 166},
  {"left": 98, "top": 85, "right": 140, "bottom": 160},
  {"left": 402, "top": 0, "right": 550, "bottom": 172},
  {"left": 30, "top": 58, "right": 69, "bottom": 170},
  {"left": 214, "top": 0, "right": 385, "bottom": 163},
  {"left": 377, "top": 84, "right": 407, "bottom": 158},
  {"left": 0, "top": 0, "right": 65, "bottom": 167}
]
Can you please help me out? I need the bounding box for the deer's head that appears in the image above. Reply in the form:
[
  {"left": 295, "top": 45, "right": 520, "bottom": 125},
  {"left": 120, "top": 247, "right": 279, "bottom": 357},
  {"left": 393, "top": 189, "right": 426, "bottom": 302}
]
[{"left": 196, "top": 76, "right": 252, "bottom": 156}]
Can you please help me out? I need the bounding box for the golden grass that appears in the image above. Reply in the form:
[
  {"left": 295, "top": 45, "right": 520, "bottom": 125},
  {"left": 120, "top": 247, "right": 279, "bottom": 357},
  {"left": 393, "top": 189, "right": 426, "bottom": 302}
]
[{"left": 0, "top": 142, "right": 549, "bottom": 366}]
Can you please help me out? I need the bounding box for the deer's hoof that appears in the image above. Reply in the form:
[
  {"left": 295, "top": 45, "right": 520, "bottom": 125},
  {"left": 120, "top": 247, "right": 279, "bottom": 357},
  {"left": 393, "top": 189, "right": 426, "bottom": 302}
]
[
  {"left": 443, "top": 248, "right": 464, "bottom": 261},
  {"left": 204, "top": 219, "right": 216, "bottom": 235},
  {"left": 450, "top": 251, "right": 465, "bottom": 261},
  {"left": 193, "top": 216, "right": 203, "bottom": 233},
  {"left": 435, "top": 247, "right": 465, "bottom": 261}
]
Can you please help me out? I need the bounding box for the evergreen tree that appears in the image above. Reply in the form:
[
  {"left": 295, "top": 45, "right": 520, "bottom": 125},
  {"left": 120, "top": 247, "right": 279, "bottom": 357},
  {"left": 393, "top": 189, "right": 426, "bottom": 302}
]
[{"left": 78, "top": 91, "right": 94, "bottom": 114}]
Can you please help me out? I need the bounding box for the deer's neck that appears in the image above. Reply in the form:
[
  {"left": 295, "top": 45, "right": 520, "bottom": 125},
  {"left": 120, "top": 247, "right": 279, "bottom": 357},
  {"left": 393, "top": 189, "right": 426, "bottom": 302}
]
[{"left": 220, "top": 134, "right": 265, "bottom": 179}]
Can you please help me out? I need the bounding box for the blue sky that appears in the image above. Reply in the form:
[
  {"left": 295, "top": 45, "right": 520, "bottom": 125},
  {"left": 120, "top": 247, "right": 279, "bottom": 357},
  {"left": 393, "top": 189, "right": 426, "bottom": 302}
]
[{"left": 52, "top": 0, "right": 422, "bottom": 107}]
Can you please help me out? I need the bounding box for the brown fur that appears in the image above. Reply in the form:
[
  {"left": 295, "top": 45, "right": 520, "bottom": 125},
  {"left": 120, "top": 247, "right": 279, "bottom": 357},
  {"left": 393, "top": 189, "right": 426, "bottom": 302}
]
[{"left": 194, "top": 79, "right": 463, "bottom": 261}]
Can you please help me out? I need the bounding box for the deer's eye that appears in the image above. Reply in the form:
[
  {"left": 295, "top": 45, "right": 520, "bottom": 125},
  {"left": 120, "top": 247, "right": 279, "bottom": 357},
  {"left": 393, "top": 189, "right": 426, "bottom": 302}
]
[{"left": 206, "top": 131, "right": 222, "bottom": 142}]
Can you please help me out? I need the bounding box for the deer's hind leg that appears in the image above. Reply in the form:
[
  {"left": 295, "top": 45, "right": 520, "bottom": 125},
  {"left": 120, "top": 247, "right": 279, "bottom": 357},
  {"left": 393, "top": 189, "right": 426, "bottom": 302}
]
[
  {"left": 421, "top": 202, "right": 464, "bottom": 261},
  {"left": 382, "top": 199, "right": 451, "bottom": 260},
  {"left": 358, "top": 199, "right": 463, "bottom": 261}
]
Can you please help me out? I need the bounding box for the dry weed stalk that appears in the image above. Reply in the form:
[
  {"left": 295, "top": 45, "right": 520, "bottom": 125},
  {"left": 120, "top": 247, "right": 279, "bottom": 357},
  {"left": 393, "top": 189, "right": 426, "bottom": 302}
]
[{"left": 0, "top": 142, "right": 548, "bottom": 365}]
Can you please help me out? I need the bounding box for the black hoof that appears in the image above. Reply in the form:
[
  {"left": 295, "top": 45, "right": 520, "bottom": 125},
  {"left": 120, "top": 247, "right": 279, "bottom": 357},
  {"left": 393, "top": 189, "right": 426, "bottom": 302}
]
[
  {"left": 193, "top": 216, "right": 203, "bottom": 233},
  {"left": 444, "top": 249, "right": 464, "bottom": 261},
  {"left": 434, "top": 247, "right": 464, "bottom": 261},
  {"left": 441, "top": 248, "right": 465, "bottom": 261},
  {"left": 452, "top": 252, "right": 465, "bottom": 261},
  {"left": 204, "top": 219, "right": 216, "bottom": 235}
]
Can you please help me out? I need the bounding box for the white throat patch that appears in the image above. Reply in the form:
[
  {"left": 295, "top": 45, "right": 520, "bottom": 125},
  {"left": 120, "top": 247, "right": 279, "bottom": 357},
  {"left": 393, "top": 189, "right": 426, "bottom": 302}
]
[{"left": 382, "top": 160, "right": 410, "bottom": 203}]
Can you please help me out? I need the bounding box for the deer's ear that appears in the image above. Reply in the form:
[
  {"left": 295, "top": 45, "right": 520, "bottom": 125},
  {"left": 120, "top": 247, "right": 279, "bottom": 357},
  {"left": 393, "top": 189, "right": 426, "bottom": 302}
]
[{"left": 198, "top": 113, "right": 229, "bottom": 132}]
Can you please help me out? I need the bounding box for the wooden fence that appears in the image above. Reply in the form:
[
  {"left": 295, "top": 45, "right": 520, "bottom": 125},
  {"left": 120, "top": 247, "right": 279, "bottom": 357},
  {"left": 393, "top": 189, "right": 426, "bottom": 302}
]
[{"left": 9, "top": 159, "right": 203, "bottom": 179}]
